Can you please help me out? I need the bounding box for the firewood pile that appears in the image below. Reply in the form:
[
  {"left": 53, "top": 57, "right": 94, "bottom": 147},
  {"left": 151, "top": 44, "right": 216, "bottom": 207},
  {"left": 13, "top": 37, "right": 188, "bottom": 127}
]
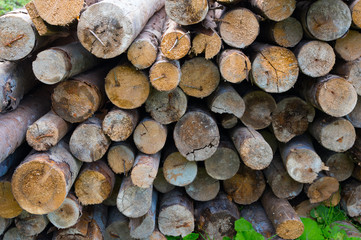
[{"left": 1, "top": 0, "right": 361, "bottom": 239}]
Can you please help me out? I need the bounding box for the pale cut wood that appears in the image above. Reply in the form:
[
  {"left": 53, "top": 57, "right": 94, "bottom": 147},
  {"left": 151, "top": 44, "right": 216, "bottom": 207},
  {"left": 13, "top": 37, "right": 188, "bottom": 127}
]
[
  {"left": 221, "top": 114, "right": 238, "bottom": 129},
  {"left": 163, "top": 151, "right": 197, "bottom": 187},
  {"left": 70, "top": 117, "right": 111, "bottom": 162},
  {"left": 301, "top": 75, "right": 357, "bottom": 117},
  {"left": 261, "top": 189, "right": 304, "bottom": 239},
  {"left": 4, "top": 227, "right": 35, "bottom": 240},
  {"left": 251, "top": 0, "right": 295, "bottom": 21},
  {"left": 223, "top": 163, "right": 266, "bottom": 205},
  {"left": 47, "top": 193, "right": 82, "bottom": 229},
  {"left": 15, "top": 211, "right": 48, "bottom": 236},
  {"left": 33, "top": 42, "right": 100, "bottom": 85},
  {"left": 341, "top": 180, "right": 361, "bottom": 217},
  {"left": 107, "top": 142, "right": 135, "bottom": 175},
  {"left": 320, "top": 150, "right": 354, "bottom": 182},
  {"left": 0, "top": 218, "right": 12, "bottom": 236},
  {"left": 158, "top": 189, "right": 194, "bottom": 237},
  {"left": 165, "top": 0, "right": 208, "bottom": 25},
  {"left": 12, "top": 141, "right": 82, "bottom": 215},
  {"left": 104, "top": 207, "right": 132, "bottom": 240},
  {"left": 350, "top": 0, "right": 361, "bottom": 28},
  {"left": 26, "top": 110, "right": 71, "bottom": 151},
  {"left": 280, "top": 134, "right": 327, "bottom": 183},
  {"left": 309, "top": 116, "right": 356, "bottom": 152},
  {"left": 335, "top": 58, "right": 361, "bottom": 97},
  {"left": 195, "top": 192, "right": 240, "bottom": 239},
  {"left": 207, "top": 83, "right": 245, "bottom": 118},
  {"left": 219, "top": 8, "right": 259, "bottom": 49},
  {"left": 335, "top": 30, "right": 361, "bottom": 62},
  {"left": 133, "top": 118, "right": 167, "bottom": 154},
  {"left": 231, "top": 126, "right": 273, "bottom": 170},
  {"left": 298, "top": 0, "right": 352, "bottom": 41},
  {"left": 154, "top": 168, "right": 175, "bottom": 193},
  {"left": 102, "top": 108, "right": 138, "bottom": 142},
  {"left": 117, "top": 176, "right": 153, "bottom": 218},
  {"left": 264, "top": 155, "right": 303, "bottom": 199},
  {"left": 75, "top": 160, "right": 115, "bottom": 205},
  {"left": 145, "top": 88, "right": 187, "bottom": 125},
  {"left": 0, "top": 173, "right": 23, "bottom": 219},
  {"left": 0, "top": 61, "right": 37, "bottom": 113},
  {"left": 77, "top": 0, "right": 165, "bottom": 58},
  {"left": 105, "top": 64, "right": 150, "bottom": 109},
  {"left": 185, "top": 168, "right": 220, "bottom": 201},
  {"left": 251, "top": 43, "right": 299, "bottom": 93},
  {"left": 127, "top": 9, "right": 166, "bottom": 69},
  {"left": 294, "top": 40, "right": 335, "bottom": 78},
  {"left": 241, "top": 90, "right": 276, "bottom": 130},
  {"left": 131, "top": 153, "right": 161, "bottom": 188},
  {"left": 305, "top": 175, "right": 339, "bottom": 203},
  {"left": 218, "top": 49, "right": 251, "bottom": 84},
  {"left": 174, "top": 108, "right": 220, "bottom": 161},
  {"left": 180, "top": 57, "right": 220, "bottom": 98}
]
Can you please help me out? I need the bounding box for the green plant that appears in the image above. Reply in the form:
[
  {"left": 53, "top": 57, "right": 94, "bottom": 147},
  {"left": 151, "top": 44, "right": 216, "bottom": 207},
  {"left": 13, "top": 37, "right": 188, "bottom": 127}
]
[{"left": 0, "top": 0, "right": 30, "bottom": 16}]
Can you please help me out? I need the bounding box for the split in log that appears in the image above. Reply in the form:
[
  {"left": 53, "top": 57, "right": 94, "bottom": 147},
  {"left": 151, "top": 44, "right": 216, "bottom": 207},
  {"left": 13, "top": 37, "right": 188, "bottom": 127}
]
[
  {"left": 165, "top": 0, "right": 208, "bottom": 25},
  {"left": 131, "top": 152, "right": 161, "bottom": 188},
  {"left": 0, "top": 172, "right": 23, "bottom": 219},
  {"left": 104, "top": 206, "right": 132, "bottom": 240},
  {"left": 107, "top": 142, "right": 135, "bottom": 175},
  {"left": 341, "top": 180, "right": 361, "bottom": 217},
  {"left": 185, "top": 168, "right": 220, "bottom": 202},
  {"left": 218, "top": 49, "right": 251, "bottom": 84},
  {"left": 334, "top": 58, "right": 361, "bottom": 96},
  {"left": 319, "top": 149, "right": 354, "bottom": 182},
  {"left": 221, "top": 114, "right": 238, "bottom": 129},
  {"left": 334, "top": 30, "right": 361, "bottom": 62},
  {"left": 350, "top": 0, "right": 361, "bottom": 28},
  {"left": 3, "top": 227, "right": 35, "bottom": 240},
  {"left": 15, "top": 210, "right": 49, "bottom": 236},
  {"left": 305, "top": 174, "right": 339, "bottom": 203},
  {"left": 250, "top": 0, "right": 295, "bottom": 21},
  {"left": 154, "top": 168, "right": 175, "bottom": 193}
]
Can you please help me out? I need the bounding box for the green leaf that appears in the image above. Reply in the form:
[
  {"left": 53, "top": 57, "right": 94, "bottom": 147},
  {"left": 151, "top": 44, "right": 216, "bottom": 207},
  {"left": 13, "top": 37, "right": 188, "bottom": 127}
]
[
  {"left": 223, "top": 237, "right": 232, "bottom": 240},
  {"left": 311, "top": 205, "right": 348, "bottom": 227},
  {"left": 166, "top": 236, "right": 181, "bottom": 240},
  {"left": 297, "top": 218, "right": 324, "bottom": 240},
  {"left": 183, "top": 233, "right": 200, "bottom": 240},
  {"left": 233, "top": 218, "right": 264, "bottom": 240},
  {"left": 234, "top": 218, "right": 255, "bottom": 232}
]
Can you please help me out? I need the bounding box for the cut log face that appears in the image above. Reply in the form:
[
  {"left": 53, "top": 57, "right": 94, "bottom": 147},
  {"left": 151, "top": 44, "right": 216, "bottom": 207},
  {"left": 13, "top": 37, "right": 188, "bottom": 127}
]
[
  {"left": 15, "top": 210, "right": 49, "bottom": 236},
  {"left": 105, "top": 64, "right": 150, "bottom": 109},
  {"left": 241, "top": 91, "right": 276, "bottom": 130},
  {"left": 218, "top": 49, "right": 251, "bottom": 84},
  {"left": 0, "top": 176, "right": 23, "bottom": 219},
  {"left": 350, "top": 0, "right": 361, "bottom": 28},
  {"left": 268, "top": 17, "right": 303, "bottom": 47},
  {"left": 154, "top": 168, "right": 175, "bottom": 193},
  {"left": 174, "top": 109, "right": 220, "bottom": 161},
  {"left": 107, "top": 142, "right": 135, "bottom": 175},
  {"left": 306, "top": 176, "right": 340, "bottom": 203},
  {"left": 145, "top": 88, "right": 187, "bottom": 125},
  {"left": 261, "top": 189, "right": 304, "bottom": 239},
  {"left": 251, "top": 0, "right": 296, "bottom": 21},
  {"left": 335, "top": 59, "right": 361, "bottom": 97},
  {"left": 335, "top": 30, "right": 361, "bottom": 62},
  {"left": 77, "top": 0, "right": 165, "bottom": 58},
  {"left": 163, "top": 152, "right": 197, "bottom": 187},
  {"left": 294, "top": 40, "right": 335, "bottom": 78},
  {"left": 223, "top": 164, "right": 266, "bottom": 205},
  {"left": 323, "top": 152, "right": 354, "bottom": 182},
  {"left": 192, "top": 31, "right": 222, "bottom": 60},
  {"left": 105, "top": 207, "right": 132, "bottom": 240},
  {"left": 271, "top": 97, "right": 315, "bottom": 143},
  {"left": 12, "top": 141, "right": 82, "bottom": 215},
  {"left": 4, "top": 227, "right": 36, "bottom": 240},
  {"left": 185, "top": 168, "right": 220, "bottom": 201},
  {"left": 158, "top": 189, "right": 195, "bottom": 237},
  {"left": 341, "top": 180, "right": 361, "bottom": 217},
  {"left": 251, "top": 44, "right": 299, "bottom": 93},
  {"left": 179, "top": 57, "right": 220, "bottom": 98},
  {"left": 221, "top": 114, "right": 238, "bottom": 129},
  {"left": 165, "top": 0, "right": 208, "bottom": 25},
  {"left": 219, "top": 8, "right": 259, "bottom": 49},
  {"left": 131, "top": 153, "right": 161, "bottom": 188}
]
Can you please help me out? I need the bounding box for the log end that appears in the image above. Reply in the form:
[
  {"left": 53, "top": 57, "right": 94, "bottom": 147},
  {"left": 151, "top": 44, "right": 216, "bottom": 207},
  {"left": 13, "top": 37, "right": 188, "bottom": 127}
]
[
  {"left": 273, "top": 17, "right": 302, "bottom": 47},
  {"left": 102, "top": 110, "right": 135, "bottom": 142},
  {"left": 26, "top": 121, "right": 58, "bottom": 151},
  {"left": 192, "top": 32, "right": 222, "bottom": 60},
  {"left": 107, "top": 144, "right": 134, "bottom": 175},
  {"left": 307, "top": 177, "right": 339, "bottom": 203},
  {"left": 259, "top": 0, "right": 296, "bottom": 21},
  {"left": 133, "top": 119, "right": 167, "bottom": 154},
  {"left": 0, "top": 182, "right": 23, "bottom": 219},
  {"left": 240, "top": 138, "right": 273, "bottom": 170},
  {"left": 335, "top": 30, "right": 361, "bottom": 62},
  {"left": 165, "top": 0, "right": 208, "bottom": 25},
  {"left": 128, "top": 40, "right": 158, "bottom": 69},
  {"left": 163, "top": 152, "right": 197, "bottom": 187},
  {"left": 219, "top": 50, "right": 251, "bottom": 84},
  {"left": 131, "top": 164, "right": 157, "bottom": 189},
  {"left": 158, "top": 205, "right": 195, "bottom": 237},
  {"left": 352, "top": 1, "right": 361, "bottom": 28},
  {"left": 161, "top": 32, "right": 191, "bottom": 60},
  {"left": 149, "top": 61, "right": 181, "bottom": 92},
  {"left": 277, "top": 220, "right": 304, "bottom": 240},
  {"left": 47, "top": 197, "right": 81, "bottom": 229}
]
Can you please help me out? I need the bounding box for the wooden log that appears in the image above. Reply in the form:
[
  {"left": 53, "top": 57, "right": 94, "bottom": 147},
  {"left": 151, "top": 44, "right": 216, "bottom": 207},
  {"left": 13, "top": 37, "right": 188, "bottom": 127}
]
[
  {"left": 301, "top": 75, "right": 358, "bottom": 117},
  {"left": 105, "top": 64, "right": 150, "bottom": 109},
  {"left": 131, "top": 153, "right": 161, "bottom": 188},
  {"left": 195, "top": 192, "right": 240, "bottom": 239},
  {"left": 163, "top": 151, "right": 197, "bottom": 187},
  {"left": 102, "top": 108, "right": 138, "bottom": 142},
  {"left": 323, "top": 190, "right": 341, "bottom": 207},
  {"left": 207, "top": 83, "right": 245, "bottom": 119},
  {"left": 250, "top": 43, "right": 299, "bottom": 93},
  {"left": 261, "top": 189, "right": 304, "bottom": 240},
  {"left": 335, "top": 30, "right": 361, "bottom": 62},
  {"left": 295, "top": 200, "right": 320, "bottom": 218},
  {"left": 218, "top": 49, "right": 251, "bottom": 84},
  {"left": 104, "top": 207, "right": 132, "bottom": 240},
  {"left": 305, "top": 174, "right": 339, "bottom": 203},
  {"left": 158, "top": 189, "right": 195, "bottom": 237},
  {"left": 221, "top": 114, "right": 238, "bottom": 129},
  {"left": 271, "top": 97, "right": 315, "bottom": 143},
  {"left": 70, "top": 117, "right": 111, "bottom": 162},
  {"left": 47, "top": 193, "right": 82, "bottom": 229},
  {"left": 309, "top": 115, "right": 356, "bottom": 152},
  {"left": 154, "top": 168, "right": 175, "bottom": 193},
  {"left": 280, "top": 135, "right": 327, "bottom": 183},
  {"left": 145, "top": 88, "right": 187, "bottom": 125},
  {"left": 12, "top": 141, "right": 82, "bottom": 215},
  {"left": 335, "top": 58, "right": 361, "bottom": 97},
  {"left": 129, "top": 191, "right": 157, "bottom": 239},
  {"left": 251, "top": 0, "right": 295, "bottom": 21},
  {"left": 15, "top": 211, "right": 48, "bottom": 236},
  {"left": 147, "top": 229, "right": 167, "bottom": 240},
  {"left": 231, "top": 126, "right": 273, "bottom": 170},
  {"left": 51, "top": 66, "right": 108, "bottom": 123},
  {"left": 160, "top": 18, "right": 191, "bottom": 60},
  {"left": 294, "top": 40, "right": 335, "bottom": 78},
  {"left": 117, "top": 176, "right": 153, "bottom": 218},
  {"left": 107, "top": 142, "right": 135, "bottom": 175},
  {"left": 148, "top": 52, "right": 181, "bottom": 92},
  {"left": 77, "top": 0, "right": 165, "bottom": 58},
  {"left": 219, "top": 8, "right": 259, "bottom": 49},
  {"left": 133, "top": 118, "right": 167, "bottom": 154},
  {"left": 103, "top": 175, "right": 122, "bottom": 207},
  {"left": 297, "top": 0, "right": 352, "bottom": 41},
  {"left": 0, "top": 218, "right": 12, "bottom": 236},
  {"left": 0, "top": 86, "right": 51, "bottom": 164},
  {"left": 174, "top": 108, "right": 220, "bottom": 161},
  {"left": 240, "top": 90, "right": 276, "bottom": 130},
  {"left": 0, "top": 143, "right": 31, "bottom": 179},
  {"left": 127, "top": 9, "right": 166, "bottom": 70},
  {"left": 33, "top": 42, "right": 100, "bottom": 85},
  {"left": 26, "top": 110, "right": 71, "bottom": 151},
  {"left": 350, "top": 0, "right": 361, "bottom": 28},
  {"left": 3, "top": 227, "right": 36, "bottom": 240},
  {"left": 204, "top": 138, "right": 240, "bottom": 180},
  {"left": 223, "top": 163, "right": 266, "bottom": 205},
  {"left": 341, "top": 180, "right": 361, "bottom": 217},
  {"left": 179, "top": 57, "right": 220, "bottom": 98},
  {"left": 165, "top": 0, "right": 208, "bottom": 25},
  {"left": 0, "top": 172, "right": 23, "bottom": 219},
  {"left": 319, "top": 150, "right": 354, "bottom": 182},
  {"left": 0, "top": 60, "right": 37, "bottom": 113},
  {"left": 185, "top": 168, "right": 220, "bottom": 201},
  {"left": 264, "top": 155, "right": 303, "bottom": 199}
]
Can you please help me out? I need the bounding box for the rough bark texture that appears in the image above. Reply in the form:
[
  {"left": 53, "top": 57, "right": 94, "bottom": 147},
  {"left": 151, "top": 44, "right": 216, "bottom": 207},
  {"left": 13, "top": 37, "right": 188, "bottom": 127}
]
[
  {"left": 107, "top": 142, "right": 135, "bottom": 175},
  {"left": 3, "top": 227, "right": 36, "bottom": 240},
  {"left": 15, "top": 210, "right": 49, "bottom": 236},
  {"left": 218, "top": 49, "right": 251, "bottom": 84},
  {"left": 185, "top": 168, "right": 220, "bottom": 202},
  {"left": 131, "top": 152, "right": 161, "bottom": 188},
  {"left": 0, "top": 218, "right": 12, "bottom": 236},
  {"left": 165, "top": 0, "right": 208, "bottom": 25}
]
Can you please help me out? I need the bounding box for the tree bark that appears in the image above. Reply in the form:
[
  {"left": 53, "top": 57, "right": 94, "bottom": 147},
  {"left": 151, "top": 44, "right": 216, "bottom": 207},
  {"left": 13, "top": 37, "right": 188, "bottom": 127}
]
[
  {"left": 341, "top": 180, "right": 361, "bottom": 217},
  {"left": 131, "top": 152, "right": 161, "bottom": 188},
  {"left": 295, "top": 200, "right": 320, "bottom": 218},
  {"left": 218, "top": 49, "right": 251, "bottom": 84},
  {"left": 334, "top": 58, "right": 361, "bottom": 97},
  {"left": 305, "top": 174, "right": 339, "bottom": 203},
  {"left": 15, "top": 211, "right": 48, "bottom": 237},
  {"left": 185, "top": 168, "right": 220, "bottom": 201},
  {"left": 154, "top": 168, "right": 175, "bottom": 193},
  {"left": 107, "top": 142, "right": 135, "bottom": 175},
  {"left": 104, "top": 206, "right": 132, "bottom": 240},
  {"left": 165, "top": 0, "right": 208, "bottom": 25},
  {"left": 103, "top": 175, "right": 122, "bottom": 207}
]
